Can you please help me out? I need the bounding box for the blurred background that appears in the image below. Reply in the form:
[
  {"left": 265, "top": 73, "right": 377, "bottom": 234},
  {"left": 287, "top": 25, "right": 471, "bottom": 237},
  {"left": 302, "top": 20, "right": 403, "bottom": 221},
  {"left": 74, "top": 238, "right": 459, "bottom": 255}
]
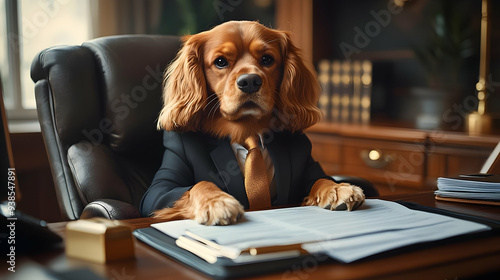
[{"left": 2, "top": 0, "right": 500, "bottom": 130}]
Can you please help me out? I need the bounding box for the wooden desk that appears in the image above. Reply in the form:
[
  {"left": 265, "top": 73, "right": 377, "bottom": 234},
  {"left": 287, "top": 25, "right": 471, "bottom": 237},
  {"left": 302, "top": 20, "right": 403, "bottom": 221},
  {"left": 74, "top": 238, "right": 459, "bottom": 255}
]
[{"left": 9, "top": 192, "right": 500, "bottom": 279}]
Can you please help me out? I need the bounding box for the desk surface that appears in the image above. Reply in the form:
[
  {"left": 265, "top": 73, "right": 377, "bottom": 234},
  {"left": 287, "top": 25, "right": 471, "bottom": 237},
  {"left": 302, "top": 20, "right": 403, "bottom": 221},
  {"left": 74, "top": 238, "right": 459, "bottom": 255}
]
[{"left": 12, "top": 192, "right": 500, "bottom": 279}]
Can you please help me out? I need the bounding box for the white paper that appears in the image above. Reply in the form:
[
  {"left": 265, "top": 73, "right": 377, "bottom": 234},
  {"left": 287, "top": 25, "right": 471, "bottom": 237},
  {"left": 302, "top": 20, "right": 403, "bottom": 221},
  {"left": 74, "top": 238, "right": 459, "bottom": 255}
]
[
  {"left": 437, "top": 177, "right": 500, "bottom": 192},
  {"left": 435, "top": 190, "right": 500, "bottom": 200},
  {"left": 151, "top": 199, "right": 490, "bottom": 263},
  {"left": 436, "top": 176, "right": 500, "bottom": 200},
  {"left": 303, "top": 218, "right": 487, "bottom": 263}
]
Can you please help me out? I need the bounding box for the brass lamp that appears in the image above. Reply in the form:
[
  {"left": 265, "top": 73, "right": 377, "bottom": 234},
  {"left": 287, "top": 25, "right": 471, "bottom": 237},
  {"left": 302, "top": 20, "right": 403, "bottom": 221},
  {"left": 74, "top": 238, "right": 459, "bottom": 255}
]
[{"left": 467, "top": 0, "right": 492, "bottom": 135}]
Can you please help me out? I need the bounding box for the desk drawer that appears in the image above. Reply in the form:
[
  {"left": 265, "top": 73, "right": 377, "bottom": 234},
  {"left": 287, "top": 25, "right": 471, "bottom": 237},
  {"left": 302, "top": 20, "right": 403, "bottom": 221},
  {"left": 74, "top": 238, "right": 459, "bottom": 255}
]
[{"left": 342, "top": 138, "right": 425, "bottom": 188}]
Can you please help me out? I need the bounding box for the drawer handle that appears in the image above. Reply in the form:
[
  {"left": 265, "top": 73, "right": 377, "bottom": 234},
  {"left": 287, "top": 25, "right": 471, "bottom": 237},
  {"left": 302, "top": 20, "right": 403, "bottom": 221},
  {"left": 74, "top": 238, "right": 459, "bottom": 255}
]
[{"left": 360, "top": 149, "right": 393, "bottom": 168}]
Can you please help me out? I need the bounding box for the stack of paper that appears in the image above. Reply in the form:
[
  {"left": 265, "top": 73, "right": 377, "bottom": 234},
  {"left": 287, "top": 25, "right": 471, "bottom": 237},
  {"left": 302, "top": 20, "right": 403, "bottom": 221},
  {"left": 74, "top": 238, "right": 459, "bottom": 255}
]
[
  {"left": 151, "top": 199, "right": 489, "bottom": 264},
  {"left": 435, "top": 174, "right": 500, "bottom": 203}
]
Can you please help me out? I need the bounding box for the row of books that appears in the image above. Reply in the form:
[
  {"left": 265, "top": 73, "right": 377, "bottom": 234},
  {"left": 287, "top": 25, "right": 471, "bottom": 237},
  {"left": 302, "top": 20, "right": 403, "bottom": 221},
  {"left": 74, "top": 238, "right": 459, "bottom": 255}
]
[{"left": 317, "top": 59, "right": 372, "bottom": 124}]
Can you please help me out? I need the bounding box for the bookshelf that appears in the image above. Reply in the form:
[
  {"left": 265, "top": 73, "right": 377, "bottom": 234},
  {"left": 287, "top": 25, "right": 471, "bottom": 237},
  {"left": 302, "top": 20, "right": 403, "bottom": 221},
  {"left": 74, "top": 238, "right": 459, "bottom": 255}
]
[
  {"left": 278, "top": 0, "right": 500, "bottom": 131},
  {"left": 277, "top": 0, "right": 500, "bottom": 194}
]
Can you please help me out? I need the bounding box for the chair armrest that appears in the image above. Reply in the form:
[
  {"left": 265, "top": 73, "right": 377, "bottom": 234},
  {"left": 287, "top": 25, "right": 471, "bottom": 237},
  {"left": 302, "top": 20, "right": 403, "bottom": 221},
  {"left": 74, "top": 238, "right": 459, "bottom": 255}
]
[
  {"left": 80, "top": 199, "right": 142, "bottom": 220},
  {"left": 331, "top": 175, "right": 379, "bottom": 197}
]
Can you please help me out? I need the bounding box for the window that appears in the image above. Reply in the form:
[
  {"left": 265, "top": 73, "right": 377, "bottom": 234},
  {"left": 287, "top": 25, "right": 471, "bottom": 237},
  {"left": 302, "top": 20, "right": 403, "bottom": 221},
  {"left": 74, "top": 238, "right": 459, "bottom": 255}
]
[{"left": 1, "top": 0, "right": 91, "bottom": 120}]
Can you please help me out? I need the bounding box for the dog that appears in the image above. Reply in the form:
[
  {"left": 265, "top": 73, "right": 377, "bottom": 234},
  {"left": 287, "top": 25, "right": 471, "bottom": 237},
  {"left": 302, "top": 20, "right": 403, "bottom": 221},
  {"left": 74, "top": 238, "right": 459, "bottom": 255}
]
[{"left": 139, "top": 21, "right": 365, "bottom": 225}]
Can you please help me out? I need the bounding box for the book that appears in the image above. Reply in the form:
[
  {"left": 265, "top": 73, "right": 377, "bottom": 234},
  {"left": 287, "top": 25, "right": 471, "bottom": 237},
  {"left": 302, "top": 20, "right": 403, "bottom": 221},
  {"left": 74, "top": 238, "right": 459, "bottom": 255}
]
[
  {"left": 339, "top": 60, "right": 352, "bottom": 123},
  {"left": 148, "top": 199, "right": 490, "bottom": 264},
  {"left": 351, "top": 61, "right": 362, "bottom": 123},
  {"left": 330, "top": 60, "right": 341, "bottom": 122},
  {"left": 435, "top": 174, "right": 500, "bottom": 205},
  {"left": 317, "top": 60, "right": 331, "bottom": 121},
  {"left": 360, "top": 60, "right": 372, "bottom": 124}
]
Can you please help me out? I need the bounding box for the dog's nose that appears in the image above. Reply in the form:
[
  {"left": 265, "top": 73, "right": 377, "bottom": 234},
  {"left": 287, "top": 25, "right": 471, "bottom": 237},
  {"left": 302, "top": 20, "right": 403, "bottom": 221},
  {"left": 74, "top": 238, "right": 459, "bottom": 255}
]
[{"left": 237, "top": 74, "right": 262, "bottom": 94}]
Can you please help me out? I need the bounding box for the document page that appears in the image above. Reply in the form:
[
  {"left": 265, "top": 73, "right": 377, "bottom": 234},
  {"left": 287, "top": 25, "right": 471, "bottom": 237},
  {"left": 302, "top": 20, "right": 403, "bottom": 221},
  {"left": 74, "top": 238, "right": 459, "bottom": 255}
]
[
  {"left": 437, "top": 176, "right": 500, "bottom": 192},
  {"left": 151, "top": 199, "right": 490, "bottom": 262},
  {"left": 436, "top": 176, "right": 500, "bottom": 200}
]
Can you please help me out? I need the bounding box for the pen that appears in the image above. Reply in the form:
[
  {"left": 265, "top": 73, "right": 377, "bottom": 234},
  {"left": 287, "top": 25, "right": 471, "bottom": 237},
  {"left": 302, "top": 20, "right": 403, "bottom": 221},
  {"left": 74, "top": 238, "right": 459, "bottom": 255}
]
[
  {"left": 248, "top": 243, "right": 305, "bottom": 255},
  {"left": 185, "top": 231, "right": 307, "bottom": 257}
]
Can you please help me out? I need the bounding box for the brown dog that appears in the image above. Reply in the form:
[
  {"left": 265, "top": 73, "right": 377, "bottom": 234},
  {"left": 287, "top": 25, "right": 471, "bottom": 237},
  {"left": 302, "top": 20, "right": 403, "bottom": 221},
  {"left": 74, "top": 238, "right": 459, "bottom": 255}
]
[{"left": 141, "top": 21, "right": 365, "bottom": 225}]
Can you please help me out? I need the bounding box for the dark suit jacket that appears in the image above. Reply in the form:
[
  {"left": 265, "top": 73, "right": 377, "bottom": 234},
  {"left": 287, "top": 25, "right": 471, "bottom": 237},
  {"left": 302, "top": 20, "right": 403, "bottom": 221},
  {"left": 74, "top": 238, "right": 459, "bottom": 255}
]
[{"left": 140, "top": 130, "right": 331, "bottom": 216}]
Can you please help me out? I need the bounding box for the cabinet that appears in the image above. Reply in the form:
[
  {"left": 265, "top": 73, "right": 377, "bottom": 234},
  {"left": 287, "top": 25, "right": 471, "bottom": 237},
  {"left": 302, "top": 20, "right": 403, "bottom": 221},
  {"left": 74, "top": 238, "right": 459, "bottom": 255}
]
[{"left": 306, "top": 122, "right": 500, "bottom": 195}]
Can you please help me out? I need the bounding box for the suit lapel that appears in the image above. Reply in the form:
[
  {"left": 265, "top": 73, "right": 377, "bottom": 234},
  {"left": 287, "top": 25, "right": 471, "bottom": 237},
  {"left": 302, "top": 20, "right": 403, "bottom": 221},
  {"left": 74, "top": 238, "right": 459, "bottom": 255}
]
[
  {"left": 266, "top": 136, "right": 291, "bottom": 205},
  {"left": 209, "top": 138, "right": 249, "bottom": 209}
]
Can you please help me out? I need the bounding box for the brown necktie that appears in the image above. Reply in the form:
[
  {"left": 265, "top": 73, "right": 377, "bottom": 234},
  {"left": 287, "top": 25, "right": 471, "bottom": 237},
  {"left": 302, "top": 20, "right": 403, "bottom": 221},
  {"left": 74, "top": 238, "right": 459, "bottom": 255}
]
[{"left": 243, "top": 135, "right": 271, "bottom": 209}]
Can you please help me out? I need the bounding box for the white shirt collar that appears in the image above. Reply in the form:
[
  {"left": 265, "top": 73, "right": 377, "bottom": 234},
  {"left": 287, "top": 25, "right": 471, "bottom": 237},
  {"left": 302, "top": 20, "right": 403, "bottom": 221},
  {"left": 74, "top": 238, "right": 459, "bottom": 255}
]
[{"left": 231, "top": 134, "right": 265, "bottom": 152}]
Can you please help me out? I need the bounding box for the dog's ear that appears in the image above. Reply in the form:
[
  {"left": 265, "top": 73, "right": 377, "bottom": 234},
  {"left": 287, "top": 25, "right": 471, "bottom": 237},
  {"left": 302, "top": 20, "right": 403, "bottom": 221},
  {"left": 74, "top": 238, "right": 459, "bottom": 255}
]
[
  {"left": 158, "top": 34, "right": 207, "bottom": 131},
  {"left": 275, "top": 31, "right": 321, "bottom": 132}
]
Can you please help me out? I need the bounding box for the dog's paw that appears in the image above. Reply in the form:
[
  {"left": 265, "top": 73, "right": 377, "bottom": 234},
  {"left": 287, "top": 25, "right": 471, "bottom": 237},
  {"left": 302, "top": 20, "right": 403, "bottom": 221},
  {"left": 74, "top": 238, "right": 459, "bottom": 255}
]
[
  {"left": 303, "top": 179, "right": 365, "bottom": 211},
  {"left": 192, "top": 192, "right": 244, "bottom": 226},
  {"left": 153, "top": 181, "right": 244, "bottom": 225},
  {"left": 190, "top": 181, "right": 244, "bottom": 226}
]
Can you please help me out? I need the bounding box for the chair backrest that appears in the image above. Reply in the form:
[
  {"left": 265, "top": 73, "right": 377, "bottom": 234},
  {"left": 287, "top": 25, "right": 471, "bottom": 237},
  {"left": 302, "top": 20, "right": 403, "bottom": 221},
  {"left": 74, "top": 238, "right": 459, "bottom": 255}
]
[{"left": 31, "top": 35, "right": 181, "bottom": 220}]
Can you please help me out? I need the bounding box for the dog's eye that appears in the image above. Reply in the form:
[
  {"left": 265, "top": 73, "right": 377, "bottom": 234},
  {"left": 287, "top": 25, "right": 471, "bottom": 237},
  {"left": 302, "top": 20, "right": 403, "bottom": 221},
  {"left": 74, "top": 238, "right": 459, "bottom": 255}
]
[
  {"left": 261, "top": 55, "right": 274, "bottom": 66},
  {"left": 214, "top": 57, "right": 229, "bottom": 69}
]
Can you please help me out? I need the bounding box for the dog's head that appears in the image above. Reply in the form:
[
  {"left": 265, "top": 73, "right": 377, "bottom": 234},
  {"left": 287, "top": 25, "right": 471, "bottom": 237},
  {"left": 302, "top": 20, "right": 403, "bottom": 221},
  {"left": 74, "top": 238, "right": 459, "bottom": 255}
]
[{"left": 158, "top": 21, "right": 321, "bottom": 143}]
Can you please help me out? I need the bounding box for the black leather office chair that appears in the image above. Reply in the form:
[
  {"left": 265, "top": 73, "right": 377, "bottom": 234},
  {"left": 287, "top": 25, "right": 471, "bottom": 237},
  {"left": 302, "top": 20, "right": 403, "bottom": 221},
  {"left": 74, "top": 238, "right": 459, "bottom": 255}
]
[
  {"left": 31, "top": 35, "right": 180, "bottom": 220},
  {"left": 31, "top": 35, "right": 377, "bottom": 221}
]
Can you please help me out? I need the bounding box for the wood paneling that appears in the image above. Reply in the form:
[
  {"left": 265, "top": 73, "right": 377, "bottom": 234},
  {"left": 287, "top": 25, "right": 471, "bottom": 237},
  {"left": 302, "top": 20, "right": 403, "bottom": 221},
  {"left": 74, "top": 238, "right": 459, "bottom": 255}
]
[
  {"left": 275, "top": 0, "right": 313, "bottom": 62},
  {"left": 10, "top": 132, "right": 62, "bottom": 222}
]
